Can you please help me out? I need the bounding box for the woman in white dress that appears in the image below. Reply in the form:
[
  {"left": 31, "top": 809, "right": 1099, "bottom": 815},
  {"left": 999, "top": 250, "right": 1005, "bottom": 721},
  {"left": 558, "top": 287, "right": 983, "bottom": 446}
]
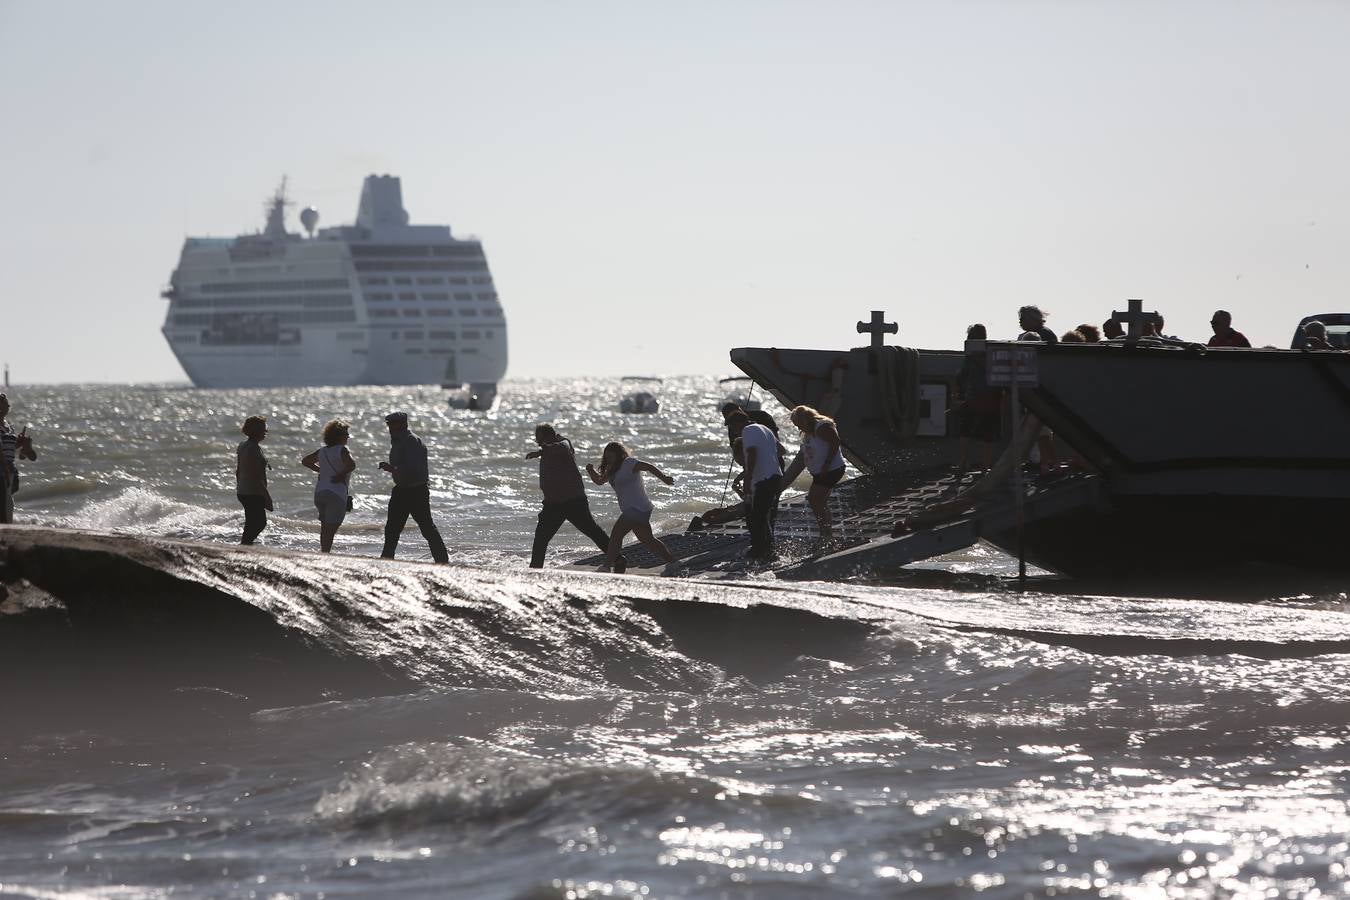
[
  {"left": 301, "top": 419, "right": 357, "bottom": 553},
  {"left": 586, "top": 442, "right": 676, "bottom": 572}
]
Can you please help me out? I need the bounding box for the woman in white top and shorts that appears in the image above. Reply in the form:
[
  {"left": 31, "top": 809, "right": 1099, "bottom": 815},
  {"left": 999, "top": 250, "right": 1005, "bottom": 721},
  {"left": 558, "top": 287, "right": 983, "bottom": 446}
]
[
  {"left": 586, "top": 442, "right": 676, "bottom": 572},
  {"left": 301, "top": 419, "right": 357, "bottom": 553},
  {"left": 782, "top": 405, "right": 846, "bottom": 538}
]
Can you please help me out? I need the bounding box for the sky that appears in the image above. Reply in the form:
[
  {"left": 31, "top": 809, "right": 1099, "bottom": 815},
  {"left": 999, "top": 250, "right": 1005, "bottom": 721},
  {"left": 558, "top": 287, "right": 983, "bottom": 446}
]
[{"left": 2, "top": 0, "right": 1349, "bottom": 384}]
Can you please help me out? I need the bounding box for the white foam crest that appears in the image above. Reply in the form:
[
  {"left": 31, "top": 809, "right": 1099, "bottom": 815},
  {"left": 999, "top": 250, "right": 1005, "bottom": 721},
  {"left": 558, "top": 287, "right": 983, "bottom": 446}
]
[
  {"left": 314, "top": 742, "right": 579, "bottom": 827},
  {"left": 54, "top": 486, "right": 231, "bottom": 538}
]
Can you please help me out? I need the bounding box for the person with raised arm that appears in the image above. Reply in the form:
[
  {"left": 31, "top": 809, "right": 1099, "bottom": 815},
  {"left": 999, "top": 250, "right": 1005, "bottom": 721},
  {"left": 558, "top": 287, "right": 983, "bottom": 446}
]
[
  {"left": 586, "top": 442, "right": 676, "bottom": 572},
  {"left": 527, "top": 423, "right": 626, "bottom": 572}
]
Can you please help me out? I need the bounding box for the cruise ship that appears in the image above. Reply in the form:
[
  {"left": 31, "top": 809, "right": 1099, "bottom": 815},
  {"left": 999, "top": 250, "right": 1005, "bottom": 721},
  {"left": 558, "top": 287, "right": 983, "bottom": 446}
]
[{"left": 161, "top": 175, "right": 508, "bottom": 402}]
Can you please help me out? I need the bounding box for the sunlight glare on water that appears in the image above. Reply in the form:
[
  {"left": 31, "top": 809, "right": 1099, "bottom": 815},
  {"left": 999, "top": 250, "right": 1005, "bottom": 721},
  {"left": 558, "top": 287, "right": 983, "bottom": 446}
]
[{"left": 1, "top": 378, "right": 1348, "bottom": 897}]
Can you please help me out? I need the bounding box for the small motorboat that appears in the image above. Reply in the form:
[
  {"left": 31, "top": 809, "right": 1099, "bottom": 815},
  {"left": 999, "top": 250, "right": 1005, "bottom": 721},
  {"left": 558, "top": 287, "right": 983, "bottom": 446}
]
[
  {"left": 444, "top": 382, "right": 497, "bottom": 411},
  {"left": 716, "top": 375, "right": 761, "bottom": 412},
  {"left": 619, "top": 376, "right": 662, "bottom": 414}
]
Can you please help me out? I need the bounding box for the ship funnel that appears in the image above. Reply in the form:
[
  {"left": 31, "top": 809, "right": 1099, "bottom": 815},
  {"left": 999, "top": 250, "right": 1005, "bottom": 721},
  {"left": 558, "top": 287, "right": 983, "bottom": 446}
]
[
  {"left": 300, "top": 206, "right": 320, "bottom": 237},
  {"left": 356, "top": 175, "right": 410, "bottom": 228}
]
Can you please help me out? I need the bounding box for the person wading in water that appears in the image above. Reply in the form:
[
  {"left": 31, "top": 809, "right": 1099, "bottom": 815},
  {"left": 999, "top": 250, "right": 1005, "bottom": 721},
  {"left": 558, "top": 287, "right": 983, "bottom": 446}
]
[{"left": 527, "top": 423, "right": 626, "bottom": 572}]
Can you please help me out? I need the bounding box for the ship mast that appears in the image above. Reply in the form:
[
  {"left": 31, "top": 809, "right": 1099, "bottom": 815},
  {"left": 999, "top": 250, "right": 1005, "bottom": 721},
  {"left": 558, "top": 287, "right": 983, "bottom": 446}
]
[{"left": 263, "top": 176, "right": 291, "bottom": 238}]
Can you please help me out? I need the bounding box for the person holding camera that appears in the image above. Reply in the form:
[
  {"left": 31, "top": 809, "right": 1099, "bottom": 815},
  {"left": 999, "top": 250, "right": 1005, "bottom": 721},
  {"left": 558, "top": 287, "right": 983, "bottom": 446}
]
[{"left": 0, "top": 392, "right": 38, "bottom": 525}]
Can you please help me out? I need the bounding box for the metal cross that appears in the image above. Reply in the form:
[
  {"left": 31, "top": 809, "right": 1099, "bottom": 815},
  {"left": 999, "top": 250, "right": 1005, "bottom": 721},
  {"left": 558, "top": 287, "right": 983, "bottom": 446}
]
[
  {"left": 1110, "top": 298, "right": 1162, "bottom": 341},
  {"left": 857, "top": 310, "right": 898, "bottom": 349}
]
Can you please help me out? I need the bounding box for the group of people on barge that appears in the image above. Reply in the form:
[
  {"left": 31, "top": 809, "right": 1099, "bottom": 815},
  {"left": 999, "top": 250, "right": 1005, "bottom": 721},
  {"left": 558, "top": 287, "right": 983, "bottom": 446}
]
[{"left": 952, "top": 304, "right": 1340, "bottom": 476}]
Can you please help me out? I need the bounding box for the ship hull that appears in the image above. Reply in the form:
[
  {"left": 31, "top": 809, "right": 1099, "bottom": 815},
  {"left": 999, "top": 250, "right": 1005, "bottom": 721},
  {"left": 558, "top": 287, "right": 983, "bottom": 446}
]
[{"left": 986, "top": 494, "right": 1349, "bottom": 577}]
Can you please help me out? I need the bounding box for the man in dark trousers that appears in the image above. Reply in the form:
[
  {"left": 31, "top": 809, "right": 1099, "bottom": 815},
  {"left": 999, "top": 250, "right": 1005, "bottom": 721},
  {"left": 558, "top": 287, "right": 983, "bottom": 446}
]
[
  {"left": 526, "top": 423, "right": 625, "bottom": 572},
  {"left": 727, "top": 411, "right": 785, "bottom": 560},
  {"left": 378, "top": 411, "right": 450, "bottom": 563}
]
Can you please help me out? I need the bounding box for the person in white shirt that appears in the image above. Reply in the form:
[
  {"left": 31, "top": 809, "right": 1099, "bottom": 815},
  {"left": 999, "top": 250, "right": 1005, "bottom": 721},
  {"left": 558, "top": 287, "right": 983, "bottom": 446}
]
[
  {"left": 587, "top": 442, "right": 676, "bottom": 572},
  {"left": 301, "top": 419, "right": 357, "bottom": 553},
  {"left": 780, "top": 405, "right": 845, "bottom": 538},
  {"left": 728, "top": 412, "right": 785, "bottom": 559}
]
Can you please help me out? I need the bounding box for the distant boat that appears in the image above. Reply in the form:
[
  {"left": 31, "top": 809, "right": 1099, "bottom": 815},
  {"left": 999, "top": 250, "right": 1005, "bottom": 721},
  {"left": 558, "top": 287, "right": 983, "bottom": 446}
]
[
  {"left": 618, "top": 376, "right": 662, "bottom": 414},
  {"left": 716, "top": 375, "right": 761, "bottom": 412},
  {"left": 161, "top": 174, "right": 508, "bottom": 395}
]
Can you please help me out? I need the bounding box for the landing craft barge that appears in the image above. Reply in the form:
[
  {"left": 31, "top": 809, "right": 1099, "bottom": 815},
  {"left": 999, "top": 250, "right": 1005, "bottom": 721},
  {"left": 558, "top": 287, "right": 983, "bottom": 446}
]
[
  {"left": 580, "top": 306, "right": 1350, "bottom": 579},
  {"left": 161, "top": 175, "right": 507, "bottom": 402},
  {"left": 733, "top": 305, "right": 1350, "bottom": 577}
]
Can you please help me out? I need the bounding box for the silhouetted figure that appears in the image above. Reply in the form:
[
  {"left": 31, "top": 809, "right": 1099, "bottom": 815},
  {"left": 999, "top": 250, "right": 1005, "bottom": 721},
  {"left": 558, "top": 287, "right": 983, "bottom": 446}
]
[
  {"left": 236, "top": 415, "right": 271, "bottom": 544},
  {"left": 1153, "top": 314, "right": 1180, "bottom": 341},
  {"left": 1206, "top": 310, "right": 1250, "bottom": 347},
  {"left": 587, "top": 442, "right": 676, "bottom": 571},
  {"left": 302, "top": 419, "right": 357, "bottom": 553},
  {"left": 780, "top": 405, "right": 846, "bottom": 538},
  {"left": 721, "top": 402, "right": 779, "bottom": 445},
  {"left": 1076, "top": 323, "right": 1102, "bottom": 343},
  {"left": 1303, "top": 320, "right": 1334, "bottom": 350},
  {"left": 727, "top": 411, "right": 785, "bottom": 559},
  {"left": 0, "top": 392, "right": 37, "bottom": 525},
  {"left": 1014, "top": 334, "right": 1059, "bottom": 472},
  {"left": 378, "top": 411, "right": 449, "bottom": 563},
  {"left": 1060, "top": 330, "right": 1086, "bottom": 343},
  {"left": 1103, "top": 318, "right": 1125, "bottom": 340},
  {"left": 528, "top": 423, "right": 625, "bottom": 571},
  {"left": 952, "top": 324, "right": 1000, "bottom": 472},
  {"left": 1018, "top": 305, "right": 1058, "bottom": 344}
]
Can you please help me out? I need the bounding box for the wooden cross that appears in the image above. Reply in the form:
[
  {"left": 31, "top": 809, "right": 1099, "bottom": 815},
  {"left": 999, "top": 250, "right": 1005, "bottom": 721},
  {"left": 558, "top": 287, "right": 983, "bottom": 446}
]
[
  {"left": 857, "top": 310, "right": 898, "bottom": 349},
  {"left": 1110, "top": 298, "right": 1162, "bottom": 341}
]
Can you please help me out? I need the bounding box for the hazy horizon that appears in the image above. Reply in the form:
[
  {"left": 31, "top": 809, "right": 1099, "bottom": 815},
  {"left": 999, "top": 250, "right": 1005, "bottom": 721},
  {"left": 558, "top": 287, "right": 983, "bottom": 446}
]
[{"left": 4, "top": 0, "right": 1348, "bottom": 385}]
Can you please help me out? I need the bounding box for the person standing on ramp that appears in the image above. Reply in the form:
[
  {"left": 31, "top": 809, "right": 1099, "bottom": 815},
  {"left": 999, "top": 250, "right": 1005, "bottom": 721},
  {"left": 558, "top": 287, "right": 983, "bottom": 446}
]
[{"left": 378, "top": 411, "right": 450, "bottom": 564}]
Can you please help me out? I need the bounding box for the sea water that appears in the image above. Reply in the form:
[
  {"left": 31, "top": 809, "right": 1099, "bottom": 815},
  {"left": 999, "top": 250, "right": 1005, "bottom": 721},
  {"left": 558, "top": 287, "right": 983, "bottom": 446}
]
[{"left": 1, "top": 379, "right": 1348, "bottom": 898}]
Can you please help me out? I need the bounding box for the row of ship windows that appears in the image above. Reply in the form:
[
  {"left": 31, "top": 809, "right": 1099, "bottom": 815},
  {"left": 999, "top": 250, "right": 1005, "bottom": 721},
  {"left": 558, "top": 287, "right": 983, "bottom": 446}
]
[
  {"left": 173, "top": 310, "right": 357, "bottom": 326},
  {"left": 371, "top": 308, "right": 497, "bottom": 317},
  {"left": 330, "top": 330, "right": 499, "bottom": 341},
  {"left": 363, "top": 276, "right": 493, "bottom": 287},
  {"left": 369, "top": 309, "right": 505, "bottom": 321},
  {"left": 353, "top": 260, "right": 488, "bottom": 273},
  {"left": 378, "top": 330, "right": 494, "bottom": 341},
  {"left": 349, "top": 243, "right": 484, "bottom": 259},
  {"left": 399, "top": 347, "right": 478, "bottom": 355},
  {"left": 173, "top": 337, "right": 483, "bottom": 353},
  {"left": 198, "top": 278, "right": 350, "bottom": 293},
  {"left": 176, "top": 294, "right": 353, "bottom": 309},
  {"left": 365, "top": 292, "right": 497, "bottom": 302},
  {"left": 173, "top": 329, "right": 495, "bottom": 345}
]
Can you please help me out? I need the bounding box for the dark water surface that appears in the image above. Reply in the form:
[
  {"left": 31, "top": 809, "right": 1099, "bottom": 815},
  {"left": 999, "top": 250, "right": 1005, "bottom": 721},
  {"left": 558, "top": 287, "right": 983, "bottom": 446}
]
[{"left": 1, "top": 380, "right": 1348, "bottom": 898}]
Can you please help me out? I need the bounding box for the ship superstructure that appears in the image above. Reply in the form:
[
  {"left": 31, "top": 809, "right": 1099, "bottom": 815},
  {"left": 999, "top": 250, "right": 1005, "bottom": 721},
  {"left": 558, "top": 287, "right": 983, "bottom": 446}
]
[{"left": 161, "top": 175, "right": 508, "bottom": 398}]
